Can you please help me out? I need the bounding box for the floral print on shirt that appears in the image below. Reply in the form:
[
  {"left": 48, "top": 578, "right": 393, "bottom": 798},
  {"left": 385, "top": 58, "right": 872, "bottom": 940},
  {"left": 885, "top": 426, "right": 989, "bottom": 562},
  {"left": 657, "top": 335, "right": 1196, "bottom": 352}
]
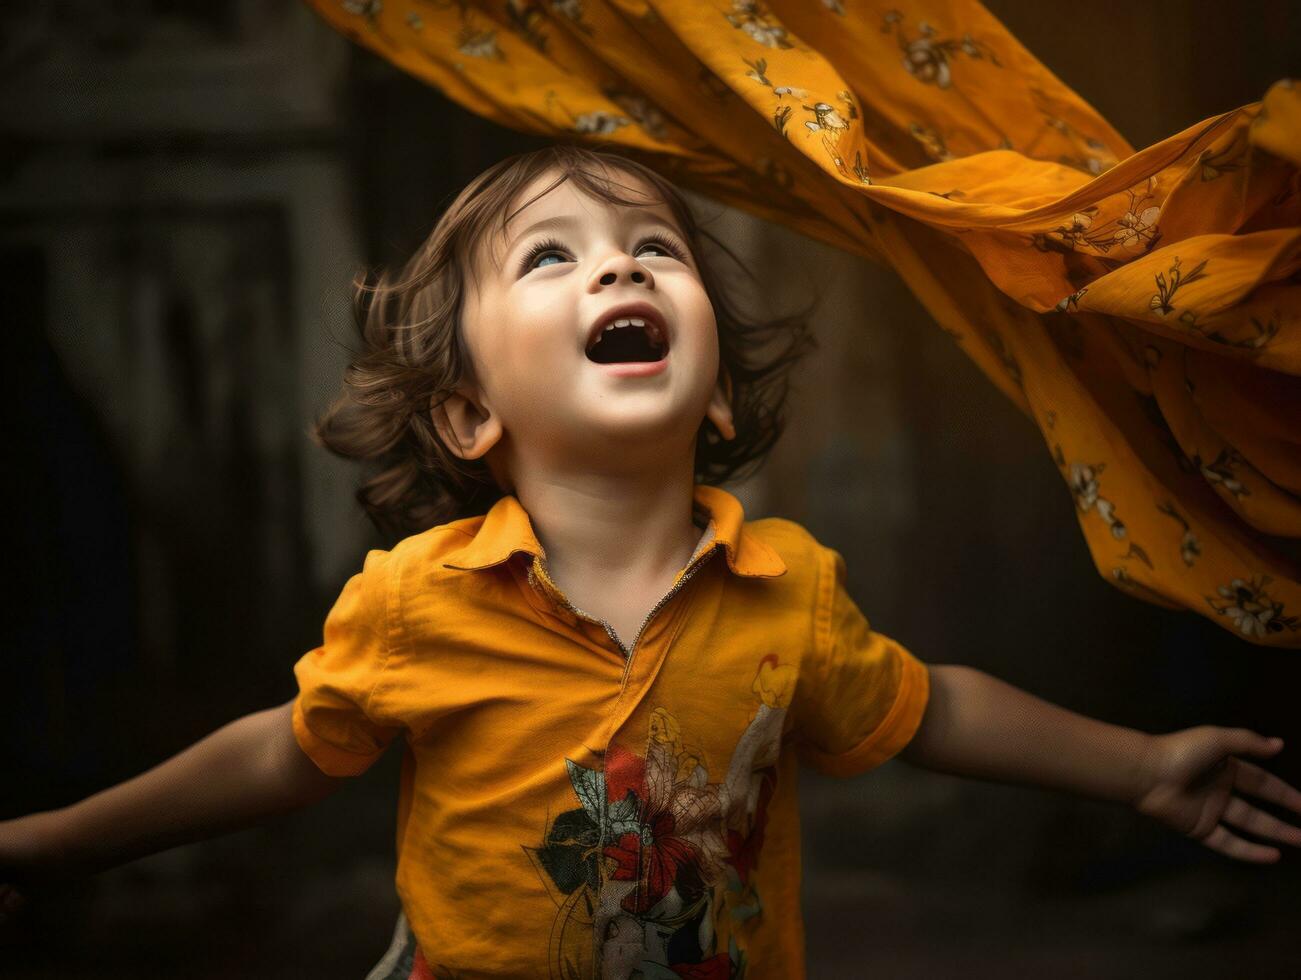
[{"left": 526, "top": 656, "right": 797, "bottom": 979}]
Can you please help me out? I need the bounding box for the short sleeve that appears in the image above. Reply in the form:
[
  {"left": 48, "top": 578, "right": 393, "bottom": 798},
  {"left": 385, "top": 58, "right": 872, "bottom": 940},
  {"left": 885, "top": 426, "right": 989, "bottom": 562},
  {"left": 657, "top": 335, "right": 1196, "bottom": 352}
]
[
  {"left": 292, "top": 548, "right": 403, "bottom": 776},
  {"left": 793, "top": 546, "right": 930, "bottom": 778}
]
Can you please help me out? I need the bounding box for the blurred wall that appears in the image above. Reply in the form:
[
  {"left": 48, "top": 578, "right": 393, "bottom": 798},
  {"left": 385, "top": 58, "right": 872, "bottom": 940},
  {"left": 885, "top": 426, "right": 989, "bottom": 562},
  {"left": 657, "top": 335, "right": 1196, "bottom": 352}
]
[{"left": 3, "top": 1, "right": 1299, "bottom": 977}]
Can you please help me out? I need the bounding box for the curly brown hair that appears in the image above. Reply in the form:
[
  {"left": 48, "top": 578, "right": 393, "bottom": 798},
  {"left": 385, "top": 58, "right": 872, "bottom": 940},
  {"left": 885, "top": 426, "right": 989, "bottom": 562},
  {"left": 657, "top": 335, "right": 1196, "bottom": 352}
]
[{"left": 314, "top": 143, "right": 815, "bottom": 539}]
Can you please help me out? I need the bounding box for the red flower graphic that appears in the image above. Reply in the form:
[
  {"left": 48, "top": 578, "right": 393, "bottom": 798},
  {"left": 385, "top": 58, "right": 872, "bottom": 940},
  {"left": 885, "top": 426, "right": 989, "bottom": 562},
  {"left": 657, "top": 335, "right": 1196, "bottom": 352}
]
[
  {"left": 606, "top": 741, "right": 647, "bottom": 804},
  {"left": 604, "top": 808, "right": 699, "bottom": 914}
]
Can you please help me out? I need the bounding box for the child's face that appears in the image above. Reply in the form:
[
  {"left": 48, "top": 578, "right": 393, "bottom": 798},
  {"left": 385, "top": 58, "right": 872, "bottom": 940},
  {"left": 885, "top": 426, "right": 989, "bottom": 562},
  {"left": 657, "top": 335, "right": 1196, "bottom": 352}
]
[{"left": 442, "top": 167, "right": 734, "bottom": 481}]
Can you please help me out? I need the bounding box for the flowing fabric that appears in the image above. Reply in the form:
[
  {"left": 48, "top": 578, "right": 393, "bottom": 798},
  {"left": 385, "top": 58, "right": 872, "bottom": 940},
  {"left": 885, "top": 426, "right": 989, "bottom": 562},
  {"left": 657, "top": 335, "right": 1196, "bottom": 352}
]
[{"left": 309, "top": 0, "right": 1301, "bottom": 647}]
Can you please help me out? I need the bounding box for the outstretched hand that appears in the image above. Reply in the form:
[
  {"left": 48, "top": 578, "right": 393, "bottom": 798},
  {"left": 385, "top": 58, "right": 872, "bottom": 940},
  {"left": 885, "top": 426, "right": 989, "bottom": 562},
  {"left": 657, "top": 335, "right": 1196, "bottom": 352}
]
[{"left": 1135, "top": 727, "right": 1301, "bottom": 863}]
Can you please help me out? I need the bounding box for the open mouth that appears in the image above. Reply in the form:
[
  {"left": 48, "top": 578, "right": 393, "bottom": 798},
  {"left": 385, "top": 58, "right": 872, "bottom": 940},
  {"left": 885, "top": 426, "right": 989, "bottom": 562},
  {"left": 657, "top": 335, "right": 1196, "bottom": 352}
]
[{"left": 586, "top": 317, "right": 669, "bottom": 364}]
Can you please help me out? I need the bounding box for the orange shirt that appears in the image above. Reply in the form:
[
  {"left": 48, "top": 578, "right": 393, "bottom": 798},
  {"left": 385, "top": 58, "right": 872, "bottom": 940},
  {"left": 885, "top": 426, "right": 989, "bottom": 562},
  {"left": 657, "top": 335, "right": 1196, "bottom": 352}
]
[{"left": 293, "top": 484, "right": 929, "bottom": 979}]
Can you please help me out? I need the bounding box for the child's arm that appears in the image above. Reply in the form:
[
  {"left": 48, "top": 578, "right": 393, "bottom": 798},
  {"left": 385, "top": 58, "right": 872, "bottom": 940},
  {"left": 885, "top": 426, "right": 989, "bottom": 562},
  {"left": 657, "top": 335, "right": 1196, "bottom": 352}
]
[
  {"left": 0, "top": 700, "right": 342, "bottom": 901},
  {"left": 899, "top": 665, "right": 1301, "bottom": 863}
]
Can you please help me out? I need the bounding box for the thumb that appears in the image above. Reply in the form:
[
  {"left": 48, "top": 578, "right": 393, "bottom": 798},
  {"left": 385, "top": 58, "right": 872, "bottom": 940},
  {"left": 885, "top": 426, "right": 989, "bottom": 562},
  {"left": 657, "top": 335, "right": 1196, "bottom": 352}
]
[{"left": 1221, "top": 728, "right": 1284, "bottom": 758}]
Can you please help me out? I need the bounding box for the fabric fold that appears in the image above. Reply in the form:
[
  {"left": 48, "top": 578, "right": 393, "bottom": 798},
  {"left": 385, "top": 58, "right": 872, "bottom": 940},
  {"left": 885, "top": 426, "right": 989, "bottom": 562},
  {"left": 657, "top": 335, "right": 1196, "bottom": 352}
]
[{"left": 306, "top": 0, "right": 1301, "bottom": 645}]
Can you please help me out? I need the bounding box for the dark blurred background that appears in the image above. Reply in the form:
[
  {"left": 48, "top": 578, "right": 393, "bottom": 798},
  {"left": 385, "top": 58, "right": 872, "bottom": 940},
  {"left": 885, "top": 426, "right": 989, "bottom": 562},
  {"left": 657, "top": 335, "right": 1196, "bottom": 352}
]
[{"left": 3, "top": 1, "right": 1300, "bottom": 977}]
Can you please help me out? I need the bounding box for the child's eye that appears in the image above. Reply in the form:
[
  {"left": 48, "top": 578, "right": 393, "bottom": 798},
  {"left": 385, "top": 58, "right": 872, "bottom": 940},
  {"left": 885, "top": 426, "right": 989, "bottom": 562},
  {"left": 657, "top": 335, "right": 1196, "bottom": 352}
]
[
  {"left": 520, "top": 237, "right": 569, "bottom": 274},
  {"left": 518, "top": 231, "right": 688, "bottom": 275},
  {"left": 635, "top": 233, "right": 688, "bottom": 261}
]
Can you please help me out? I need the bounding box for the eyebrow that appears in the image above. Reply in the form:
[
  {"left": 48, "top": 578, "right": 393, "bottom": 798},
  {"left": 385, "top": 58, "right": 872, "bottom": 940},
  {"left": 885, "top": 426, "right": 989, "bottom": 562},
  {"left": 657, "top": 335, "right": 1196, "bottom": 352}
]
[{"left": 504, "top": 214, "right": 581, "bottom": 255}]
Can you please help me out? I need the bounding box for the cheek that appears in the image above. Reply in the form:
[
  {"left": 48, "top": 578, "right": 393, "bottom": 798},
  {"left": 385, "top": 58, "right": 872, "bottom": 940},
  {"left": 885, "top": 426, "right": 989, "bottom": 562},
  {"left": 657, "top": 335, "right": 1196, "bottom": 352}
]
[
  {"left": 687, "top": 298, "right": 721, "bottom": 373},
  {"left": 508, "top": 316, "right": 571, "bottom": 375},
  {"left": 475, "top": 318, "right": 570, "bottom": 408}
]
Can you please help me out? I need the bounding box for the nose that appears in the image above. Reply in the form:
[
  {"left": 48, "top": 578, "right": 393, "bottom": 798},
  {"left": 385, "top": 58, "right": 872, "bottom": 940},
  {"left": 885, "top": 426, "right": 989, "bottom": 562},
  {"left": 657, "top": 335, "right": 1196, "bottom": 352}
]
[{"left": 589, "top": 251, "right": 654, "bottom": 291}]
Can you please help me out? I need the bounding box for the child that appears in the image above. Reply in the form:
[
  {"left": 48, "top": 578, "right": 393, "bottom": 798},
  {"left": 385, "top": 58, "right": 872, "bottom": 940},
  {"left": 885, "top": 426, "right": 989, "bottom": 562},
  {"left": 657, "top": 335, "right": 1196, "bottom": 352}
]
[{"left": 2, "top": 144, "right": 1300, "bottom": 979}]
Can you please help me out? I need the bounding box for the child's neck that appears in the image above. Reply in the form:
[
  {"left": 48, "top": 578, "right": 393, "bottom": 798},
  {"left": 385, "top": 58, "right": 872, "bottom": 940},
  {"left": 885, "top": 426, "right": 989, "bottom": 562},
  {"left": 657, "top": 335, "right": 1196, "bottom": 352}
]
[{"left": 514, "top": 463, "right": 702, "bottom": 583}]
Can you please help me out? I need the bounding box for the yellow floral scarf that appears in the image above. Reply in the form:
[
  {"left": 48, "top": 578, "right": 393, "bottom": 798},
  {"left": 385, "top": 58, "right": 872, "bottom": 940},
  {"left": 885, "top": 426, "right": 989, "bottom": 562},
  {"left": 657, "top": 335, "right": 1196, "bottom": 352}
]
[{"left": 306, "top": 0, "right": 1301, "bottom": 647}]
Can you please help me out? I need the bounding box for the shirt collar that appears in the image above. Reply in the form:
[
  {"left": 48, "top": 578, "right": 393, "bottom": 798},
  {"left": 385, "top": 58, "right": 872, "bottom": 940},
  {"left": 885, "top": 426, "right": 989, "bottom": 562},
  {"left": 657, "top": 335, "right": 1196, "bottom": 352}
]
[{"left": 441, "top": 484, "right": 786, "bottom": 578}]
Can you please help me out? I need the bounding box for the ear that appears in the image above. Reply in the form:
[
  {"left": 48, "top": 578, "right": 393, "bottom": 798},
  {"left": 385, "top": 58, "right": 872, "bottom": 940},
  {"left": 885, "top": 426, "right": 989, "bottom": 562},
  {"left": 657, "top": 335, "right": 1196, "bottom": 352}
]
[
  {"left": 705, "top": 371, "right": 736, "bottom": 441},
  {"left": 432, "top": 386, "right": 503, "bottom": 460}
]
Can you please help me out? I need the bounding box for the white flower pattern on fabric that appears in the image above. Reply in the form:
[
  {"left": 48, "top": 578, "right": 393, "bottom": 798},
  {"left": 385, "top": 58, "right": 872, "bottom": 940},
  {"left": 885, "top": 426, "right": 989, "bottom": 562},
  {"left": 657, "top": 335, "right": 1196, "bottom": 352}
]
[
  {"left": 1206, "top": 576, "right": 1300, "bottom": 639},
  {"left": 1068, "top": 461, "right": 1127, "bottom": 540}
]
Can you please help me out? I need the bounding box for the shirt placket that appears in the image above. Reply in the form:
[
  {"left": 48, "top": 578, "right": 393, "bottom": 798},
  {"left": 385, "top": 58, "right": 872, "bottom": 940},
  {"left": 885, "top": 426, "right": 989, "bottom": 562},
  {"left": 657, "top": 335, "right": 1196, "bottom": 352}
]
[{"left": 525, "top": 523, "right": 718, "bottom": 672}]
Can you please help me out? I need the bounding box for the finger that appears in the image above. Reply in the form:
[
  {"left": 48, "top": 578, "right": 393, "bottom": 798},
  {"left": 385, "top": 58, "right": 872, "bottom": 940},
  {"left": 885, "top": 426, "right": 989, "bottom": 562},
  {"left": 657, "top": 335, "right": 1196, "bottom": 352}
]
[
  {"left": 1233, "top": 759, "right": 1301, "bottom": 815},
  {"left": 1223, "top": 796, "right": 1301, "bottom": 847},
  {"left": 1201, "top": 825, "right": 1281, "bottom": 864},
  {"left": 1220, "top": 728, "right": 1284, "bottom": 759}
]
